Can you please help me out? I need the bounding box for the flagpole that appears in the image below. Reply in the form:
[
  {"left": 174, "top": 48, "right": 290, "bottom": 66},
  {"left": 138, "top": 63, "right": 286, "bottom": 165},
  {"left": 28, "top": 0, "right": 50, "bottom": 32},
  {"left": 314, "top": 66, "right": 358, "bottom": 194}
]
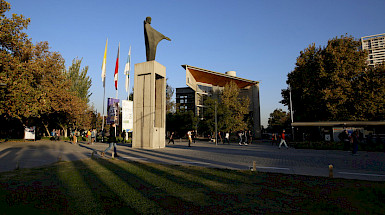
[
  {"left": 128, "top": 46, "right": 131, "bottom": 101},
  {"left": 101, "top": 38, "right": 108, "bottom": 142},
  {"left": 102, "top": 85, "right": 106, "bottom": 142}
]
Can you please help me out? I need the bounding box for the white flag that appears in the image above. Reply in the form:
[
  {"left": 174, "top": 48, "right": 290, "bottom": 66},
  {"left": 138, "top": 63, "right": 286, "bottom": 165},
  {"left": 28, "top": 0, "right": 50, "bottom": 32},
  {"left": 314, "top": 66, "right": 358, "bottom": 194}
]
[{"left": 124, "top": 46, "right": 131, "bottom": 93}]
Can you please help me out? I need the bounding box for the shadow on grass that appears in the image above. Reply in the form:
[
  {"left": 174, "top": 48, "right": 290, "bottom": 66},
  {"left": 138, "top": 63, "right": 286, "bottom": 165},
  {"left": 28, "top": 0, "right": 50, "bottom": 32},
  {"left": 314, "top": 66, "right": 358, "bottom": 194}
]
[{"left": 0, "top": 158, "right": 385, "bottom": 214}]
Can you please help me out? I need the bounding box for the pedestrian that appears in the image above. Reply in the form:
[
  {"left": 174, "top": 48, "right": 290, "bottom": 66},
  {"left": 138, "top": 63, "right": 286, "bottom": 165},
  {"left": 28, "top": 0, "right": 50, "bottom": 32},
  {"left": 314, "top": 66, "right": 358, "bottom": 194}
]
[
  {"left": 272, "top": 133, "right": 276, "bottom": 146},
  {"left": 238, "top": 130, "right": 243, "bottom": 145},
  {"left": 72, "top": 129, "right": 77, "bottom": 144},
  {"left": 279, "top": 130, "right": 288, "bottom": 149},
  {"left": 248, "top": 130, "right": 252, "bottom": 144},
  {"left": 187, "top": 130, "right": 192, "bottom": 147},
  {"left": 168, "top": 131, "right": 175, "bottom": 144},
  {"left": 192, "top": 130, "right": 196, "bottom": 143},
  {"left": 101, "top": 123, "right": 119, "bottom": 157},
  {"left": 87, "top": 129, "right": 92, "bottom": 144},
  {"left": 224, "top": 132, "right": 230, "bottom": 144},
  {"left": 91, "top": 129, "right": 96, "bottom": 144},
  {"left": 243, "top": 130, "right": 248, "bottom": 145},
  {"left": 339, "top": 130, "right": 350, "bottom": 151},
  {"left": 218, "top": 131, "right": 223, "bottom": 144},
  {"left": 351, "top": 130, "right": 359, "bottom": 155}
]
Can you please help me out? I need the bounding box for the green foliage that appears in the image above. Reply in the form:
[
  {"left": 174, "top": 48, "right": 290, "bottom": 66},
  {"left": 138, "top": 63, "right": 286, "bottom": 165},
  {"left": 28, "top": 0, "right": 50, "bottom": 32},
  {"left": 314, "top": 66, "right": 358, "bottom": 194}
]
[
  {"left": 220, "top": 81, "right": 250, "bottom": 132},
  {"left": 267, "top": 108, "right": 291, "bottom": 132},
  {"left": 199, "top": 81, "right": 250, "bottom": 135},
  {"left": 65, "top": 58, "right": 92, "bottom": 103},
  {"left": 0, "top": 1, "right": 93, "bottom": 137},
  {"left": 282, "top": 35, "right": 384, "bottom": 121},
  {"left": 166, "top": 80, "right": 175, "bottom": 113},
  {"left": 167, "top": 110, "right": 198, "bottom": 137}
]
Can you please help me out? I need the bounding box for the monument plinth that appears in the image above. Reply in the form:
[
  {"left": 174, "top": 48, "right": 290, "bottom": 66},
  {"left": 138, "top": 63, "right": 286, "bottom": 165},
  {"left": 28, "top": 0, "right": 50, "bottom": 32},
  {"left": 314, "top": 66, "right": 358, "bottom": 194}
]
[{"left": 133, "top": 61, "right": 166, "bottom": 149}]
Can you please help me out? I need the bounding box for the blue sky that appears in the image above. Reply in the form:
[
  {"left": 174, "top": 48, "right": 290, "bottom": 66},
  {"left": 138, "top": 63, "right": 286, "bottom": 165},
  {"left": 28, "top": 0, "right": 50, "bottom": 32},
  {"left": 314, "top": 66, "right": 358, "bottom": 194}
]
[{"left": 8, "top": 0, "right": 385, "bottom": 127}]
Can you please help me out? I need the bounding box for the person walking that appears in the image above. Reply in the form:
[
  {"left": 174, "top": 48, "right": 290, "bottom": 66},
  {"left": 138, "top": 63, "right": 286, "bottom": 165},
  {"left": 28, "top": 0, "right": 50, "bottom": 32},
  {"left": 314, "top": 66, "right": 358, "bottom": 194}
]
[
  {"left": 243, "top": 130, "right": 248, "bottom": 146},
  {"left": 101, "top": 123, "right": 119, "bottom": 157},
  {"left": 224, "top": 132, "right": 230, "bottom": 144},
  {"left": 192, "top": 130, "right": 196, "bottom": 143},
  {"left": 238, "top": 130, "right": 243, "bottom": 145},
  {"left": 168, "top": 131, "right": 175, "bottom": 144},
  {"left": 72, "top": 129, "right": 77, "bottom": 144},
  {"left": 271, "top": 133, "right": 277, "bottom": 146},
  {"left": 247, "top": 130, "right": 252, "bottom": 145},
  {"left": 187, "top": 130, "right": 192, "bottom": 147},
  {"left": 86, "top": 129, "right": 91, "bottom": 144},
  {"left": 91, "top": 129, "right": 96, "bottom": 145},
  {"left": 339, "top": 130, "right": 350, "bottom": 151},
  {"left": 351, "top": 130, "right": 359, "bottom": 155},
  {"left": 279, "top": 130, "right": 288, "bottom": 149}
]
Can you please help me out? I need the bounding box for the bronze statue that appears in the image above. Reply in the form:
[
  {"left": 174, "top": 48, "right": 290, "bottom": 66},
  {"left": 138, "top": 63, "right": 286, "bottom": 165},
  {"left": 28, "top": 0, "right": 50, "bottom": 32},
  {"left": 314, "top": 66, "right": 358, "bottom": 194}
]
[{"left": 144, "top": 17, "right": 171, "bottom": 61}]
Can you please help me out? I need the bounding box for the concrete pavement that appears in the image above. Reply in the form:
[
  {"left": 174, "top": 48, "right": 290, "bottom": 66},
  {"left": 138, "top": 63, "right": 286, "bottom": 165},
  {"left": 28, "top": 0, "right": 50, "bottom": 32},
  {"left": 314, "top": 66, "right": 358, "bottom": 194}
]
[{"left": 0, "top": 139, "right": 384, "bottom": 181}]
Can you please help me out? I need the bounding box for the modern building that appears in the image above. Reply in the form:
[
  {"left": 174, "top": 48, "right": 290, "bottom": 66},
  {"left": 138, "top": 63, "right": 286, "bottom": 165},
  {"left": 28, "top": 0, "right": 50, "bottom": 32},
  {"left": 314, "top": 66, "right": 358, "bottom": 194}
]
[
  {"left": 176, "top": 65, "right": 261, "bottom": 138},
  {"left": 361, "top": 33, "right": 385, "bottom": 66}
]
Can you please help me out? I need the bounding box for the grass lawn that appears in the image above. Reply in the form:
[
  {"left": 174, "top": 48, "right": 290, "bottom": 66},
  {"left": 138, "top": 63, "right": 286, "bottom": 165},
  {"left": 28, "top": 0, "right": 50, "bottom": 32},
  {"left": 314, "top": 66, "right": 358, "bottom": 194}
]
[{"left": 0, "top": 158, "right": 384, "bottom": 214}]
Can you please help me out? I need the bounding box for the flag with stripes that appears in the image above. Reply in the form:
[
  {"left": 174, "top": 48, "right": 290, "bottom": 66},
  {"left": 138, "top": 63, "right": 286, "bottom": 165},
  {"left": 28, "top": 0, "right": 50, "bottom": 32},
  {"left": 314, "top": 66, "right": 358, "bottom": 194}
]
[
  {"left": 114, "top": 43, "right": 120, "bottom": 90},
  {"left": 124, "top": 46, "right": 131, "bottom": 93}
]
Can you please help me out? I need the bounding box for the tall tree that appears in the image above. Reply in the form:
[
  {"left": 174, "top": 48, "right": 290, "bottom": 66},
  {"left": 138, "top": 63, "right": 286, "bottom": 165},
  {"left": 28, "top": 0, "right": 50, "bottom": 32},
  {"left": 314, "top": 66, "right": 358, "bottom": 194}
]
[
  {"left": 0, "top": 1, "right": 93, "bottom": 137},
  {"left": 166, "top": 80, "right": 175, "bottom": 113},
  {"left": 281, "top": 35, "right": 384, "bottom": 122},
  {"left": 220, "top": 81, "right": 250, "bottom": 132},
  {"left": 65, "top": 58, "right": 92, "bottom": 103},
  {"left": 267, "top": 109, "right": 290, "bottom": 132},
  {"left": 200, "top": 81, "right": 250, "bottom": 134}
]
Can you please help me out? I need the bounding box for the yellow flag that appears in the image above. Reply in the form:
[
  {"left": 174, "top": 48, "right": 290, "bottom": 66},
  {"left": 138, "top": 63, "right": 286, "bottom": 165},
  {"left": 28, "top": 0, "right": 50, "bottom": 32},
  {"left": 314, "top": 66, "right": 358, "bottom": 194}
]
[{"left": 101, "top": 38, "right": 108, "bottom": 87}]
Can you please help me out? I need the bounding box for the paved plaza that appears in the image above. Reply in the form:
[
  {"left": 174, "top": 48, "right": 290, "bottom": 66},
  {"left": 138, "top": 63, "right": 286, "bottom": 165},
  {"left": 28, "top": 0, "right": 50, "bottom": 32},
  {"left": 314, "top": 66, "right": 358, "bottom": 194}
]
[{"left": 0, "top": 139, "right": 384, "bottom": 181}]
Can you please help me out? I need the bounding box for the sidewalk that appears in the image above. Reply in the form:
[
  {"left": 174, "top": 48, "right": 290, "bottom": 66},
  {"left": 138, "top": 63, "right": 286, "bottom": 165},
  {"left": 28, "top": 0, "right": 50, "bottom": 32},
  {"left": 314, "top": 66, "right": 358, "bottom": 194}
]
[{"left": 0, "top": 139, "right": 384, "bottom": 181}]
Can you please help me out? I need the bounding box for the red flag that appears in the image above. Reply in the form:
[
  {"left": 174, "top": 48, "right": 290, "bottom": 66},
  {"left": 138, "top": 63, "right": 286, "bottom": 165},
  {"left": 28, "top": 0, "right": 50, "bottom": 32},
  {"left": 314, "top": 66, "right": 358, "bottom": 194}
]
[{"left": 114, "top": 43, "right": 120, "bottom": 90}]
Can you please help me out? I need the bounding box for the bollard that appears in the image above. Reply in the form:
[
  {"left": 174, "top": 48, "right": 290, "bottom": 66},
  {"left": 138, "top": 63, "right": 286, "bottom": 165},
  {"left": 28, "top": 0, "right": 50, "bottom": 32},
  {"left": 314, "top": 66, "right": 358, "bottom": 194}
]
[
  {"left": 329, "top": 164, "right": 333, "bottom": 178},
  {"left": 91, "top": 151, "right": 95, "bottom": 159},
  {"left": 15, "top": 161, "right": 20, "bottom": 170},
  {"left": 253, "top": 161, "right": 256, "bottom": 172},
  {"left": 112, "top": 152, "right": 115, "bottom": 159}
]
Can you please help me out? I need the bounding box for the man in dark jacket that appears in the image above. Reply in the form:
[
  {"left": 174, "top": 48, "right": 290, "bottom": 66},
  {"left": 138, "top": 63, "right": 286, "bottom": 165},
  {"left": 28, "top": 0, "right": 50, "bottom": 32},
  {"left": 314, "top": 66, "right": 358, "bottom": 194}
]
[{"left": 101, "top": 123, "right": 119, "bottom": 157}]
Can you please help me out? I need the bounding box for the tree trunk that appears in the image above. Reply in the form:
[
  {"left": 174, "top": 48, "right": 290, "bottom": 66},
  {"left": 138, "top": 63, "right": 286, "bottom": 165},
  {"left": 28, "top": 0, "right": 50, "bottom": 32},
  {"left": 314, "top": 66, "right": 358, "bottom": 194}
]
[{"left": 43, "top": 123, "right": 50, "bottom": 136}]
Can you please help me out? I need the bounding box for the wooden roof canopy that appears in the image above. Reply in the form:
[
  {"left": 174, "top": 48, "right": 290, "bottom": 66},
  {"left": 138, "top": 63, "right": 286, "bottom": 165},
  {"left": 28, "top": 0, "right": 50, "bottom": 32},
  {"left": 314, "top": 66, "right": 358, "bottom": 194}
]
[{"left": 182, "top": 65, "right": 259, "bottom": 89}]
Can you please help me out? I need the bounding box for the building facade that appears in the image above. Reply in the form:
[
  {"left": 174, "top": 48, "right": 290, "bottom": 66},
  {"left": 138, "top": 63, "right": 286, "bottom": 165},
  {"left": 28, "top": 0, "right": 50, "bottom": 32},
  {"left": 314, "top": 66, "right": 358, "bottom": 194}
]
[
  {"left": 176, "top": 65, "right": 261, "bottom": 138},
  {"left": 361, "top": 33, "right": 385, "bottom": 66}
]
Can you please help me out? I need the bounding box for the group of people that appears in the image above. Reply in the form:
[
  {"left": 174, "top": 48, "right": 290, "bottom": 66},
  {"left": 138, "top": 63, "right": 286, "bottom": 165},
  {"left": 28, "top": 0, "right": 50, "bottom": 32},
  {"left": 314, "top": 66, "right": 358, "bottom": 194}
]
[
  {"left": 237, "top": 130, "right": 252, "bottom": 146},
  {"left": 51, "top": 129, "right": 62, "bottom": 141},
  {"left": 338, "top": 129, "right": 361, "bottom": 155},
  {"left": 271, "top": 130, "right": 289, "bottom": 149},
  {"left": 86, "top": 128, "right": 97, "bottom": 145}
]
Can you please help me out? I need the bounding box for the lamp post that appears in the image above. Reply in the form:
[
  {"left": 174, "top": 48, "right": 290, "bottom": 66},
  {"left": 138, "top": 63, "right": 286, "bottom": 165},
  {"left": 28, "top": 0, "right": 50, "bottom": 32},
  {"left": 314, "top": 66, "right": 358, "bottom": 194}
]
[
  {"left": 289, "top": 84, "right": 294, "bottom": 141},
  {"left": 215, "top": 100, "right": 218, "bottom": 146}
]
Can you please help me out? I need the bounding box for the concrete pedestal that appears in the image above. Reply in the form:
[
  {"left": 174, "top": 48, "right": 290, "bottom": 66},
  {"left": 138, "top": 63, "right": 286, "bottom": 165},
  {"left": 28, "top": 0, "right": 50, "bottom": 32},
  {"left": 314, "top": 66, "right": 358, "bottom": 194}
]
[{"left": 133, "top": 61, "right": 166, "bottom": 149}]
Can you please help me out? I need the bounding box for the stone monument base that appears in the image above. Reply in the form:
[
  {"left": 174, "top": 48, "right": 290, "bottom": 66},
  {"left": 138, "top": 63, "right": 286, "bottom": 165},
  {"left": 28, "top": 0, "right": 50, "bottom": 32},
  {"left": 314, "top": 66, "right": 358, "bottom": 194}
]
[{"left": 132, "top": 61, "right": 166, "bottom": 149}]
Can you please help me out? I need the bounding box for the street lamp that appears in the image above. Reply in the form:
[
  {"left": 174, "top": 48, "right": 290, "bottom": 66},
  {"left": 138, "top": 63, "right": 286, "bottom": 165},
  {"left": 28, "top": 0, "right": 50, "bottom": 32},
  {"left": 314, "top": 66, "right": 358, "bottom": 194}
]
[
  {"left": 289, "top": 84, "right": 294, "bottom": 141},
  {"left": 215, "top": 100, "right": 217, "bottom": 146}
]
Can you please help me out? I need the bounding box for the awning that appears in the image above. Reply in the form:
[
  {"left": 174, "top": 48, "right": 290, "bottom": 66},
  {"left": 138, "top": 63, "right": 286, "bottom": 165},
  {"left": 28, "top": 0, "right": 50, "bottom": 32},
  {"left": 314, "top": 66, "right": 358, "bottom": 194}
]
[{"left": 292, "top": 121, "right": 385, "bottom": 127}]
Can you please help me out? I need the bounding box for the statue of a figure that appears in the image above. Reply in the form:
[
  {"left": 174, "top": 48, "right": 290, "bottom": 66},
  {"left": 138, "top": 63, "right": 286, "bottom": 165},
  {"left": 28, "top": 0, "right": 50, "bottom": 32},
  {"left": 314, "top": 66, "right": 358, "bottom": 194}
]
[{"left": 144, "top": 17, "right": 171, "bottom": 61}]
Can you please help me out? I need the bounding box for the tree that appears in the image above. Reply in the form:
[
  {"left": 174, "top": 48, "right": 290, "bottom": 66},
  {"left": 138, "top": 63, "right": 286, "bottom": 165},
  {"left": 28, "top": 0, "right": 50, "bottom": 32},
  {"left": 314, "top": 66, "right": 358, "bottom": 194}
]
[
  {"left": 0, "top": 1, "right": 93, "bottom": 137},
  {"left": 267, "top": 109, "right": 290, "bottom": 132},
  {"left": 281, "top": 35, "right": 384, "bottom": 121},
  {"left": 166, "top": 110, "right": 198, "bottom": 138},
  {"left": 199, "top": 81, "right": 250, "bottom": 135},
  {"left": 65, "top": 58, "right": 92, "bottom": 103},
  {"left": 166, "top": 80, "right": 175, "bottom": 113},
  {"left": 220, "top": 81, "right": 250, "bottom": 132}
]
